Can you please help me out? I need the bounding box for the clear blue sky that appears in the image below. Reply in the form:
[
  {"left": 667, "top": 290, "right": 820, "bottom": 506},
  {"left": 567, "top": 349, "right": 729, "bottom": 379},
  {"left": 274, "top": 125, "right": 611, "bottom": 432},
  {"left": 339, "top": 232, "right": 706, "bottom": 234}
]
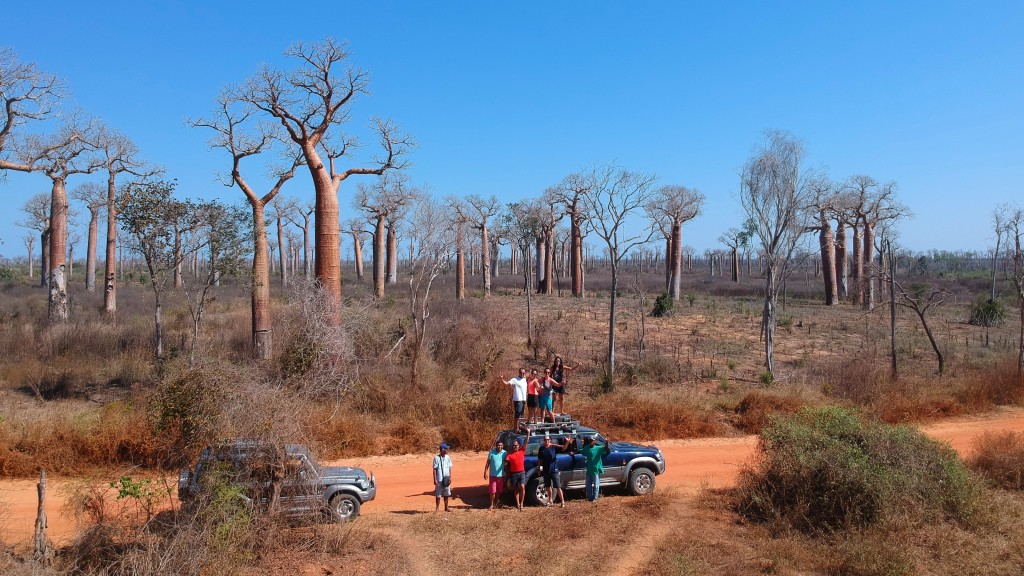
[{"left": 2, "top": 1, "right": 1021, "bottom": 258}]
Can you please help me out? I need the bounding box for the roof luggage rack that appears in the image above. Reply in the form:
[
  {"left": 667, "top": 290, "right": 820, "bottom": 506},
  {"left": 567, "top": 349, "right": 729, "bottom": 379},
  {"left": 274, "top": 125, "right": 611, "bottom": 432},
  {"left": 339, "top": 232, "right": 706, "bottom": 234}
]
[{"left": 521, "top": 414, "right": 579, "bottom": 434}]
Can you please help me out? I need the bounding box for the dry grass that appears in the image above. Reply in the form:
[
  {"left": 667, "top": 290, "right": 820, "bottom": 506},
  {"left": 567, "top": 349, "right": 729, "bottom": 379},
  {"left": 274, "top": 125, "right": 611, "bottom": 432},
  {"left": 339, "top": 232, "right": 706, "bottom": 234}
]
[{"left": 970, "top": 431, "right": 1024, "bottom": 490}]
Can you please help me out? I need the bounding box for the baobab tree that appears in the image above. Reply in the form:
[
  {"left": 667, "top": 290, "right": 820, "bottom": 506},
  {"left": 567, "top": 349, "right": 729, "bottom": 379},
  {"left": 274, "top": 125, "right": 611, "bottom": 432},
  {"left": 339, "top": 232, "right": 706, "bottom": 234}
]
[
  {"left": 282, "top": 198, "right": 315, "bottom": 279},
  {"left": 90, "top": 126, "right": 157, "bottom": 314},
  {"left": 70, "top": 181, "right": 106, "bottom": 291},
  {"left": 739, "top": 130, "right": 812, "bottom": 380},
  {"left": 18, "top": 192, "right": 50, "bottom": 286},
  {"left": 345, "top": 218, "right": 367, "bottom": 280},
  {"left": 27, "top": 117, "right": 100, "bottom": 322},
  {"left": 807, "top": 176, "right": 838, "bottom": 305},
  {"left": 355, "top": 172, "right": 416, "bottom": 300},
  {"left": 267, "top": 196, "right": 292, "bottom": 287},
  {"left": 191, "top": 94, "right": 303, "bottom": 359},
  {"left": 719, "top": 221, "right": 754, "bottom": 283},
  {"left": 235, "top": 38, "right": 412, "bottom": 325},
  {"left": 547, "top": 173, "right": 592, "bottom": 297},
  {"left": 844, "top": 175, "right": 905, "bottom": 310},
  {"left": 581, "top": 164, "right": 659, "bottom": 387},
  {"left": 0, "top": 48, "right": 64, "bottom": 174},
  {"left": 646, "top": 185, "right": 704, "bottom": 299},
  {"left": 507, "top": 200, "right": 544, "bottom": 351},
  {"left": 23, "top": 234, "right": 35, "bottom": 278},
  {"left": 453, "top": 194, "right": 501, "bottom": 296}
]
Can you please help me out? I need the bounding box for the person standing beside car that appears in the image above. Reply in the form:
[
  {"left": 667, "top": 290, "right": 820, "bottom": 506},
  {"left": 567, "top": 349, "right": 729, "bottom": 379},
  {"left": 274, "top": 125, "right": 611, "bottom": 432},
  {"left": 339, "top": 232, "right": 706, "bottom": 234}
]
[
  {"left": 483, "top": 439, "right": 507, "bottom": 510},
  {"left": 433, "top": 443, "right": 453, "bottom": 512},
  {"left": 504, "top": 428, "right": 531, "bottom": 510},
  {"left": 582, "top": 436, "right": 611, "bottom": 502},
  {"left": 537, "top": 435, "right": 568, "bottom": 507}
]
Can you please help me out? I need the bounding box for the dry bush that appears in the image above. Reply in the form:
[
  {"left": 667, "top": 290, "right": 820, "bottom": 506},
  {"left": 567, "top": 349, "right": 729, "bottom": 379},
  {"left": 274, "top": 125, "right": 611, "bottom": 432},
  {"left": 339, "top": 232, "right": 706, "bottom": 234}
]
[
  {"left": 573, "top": 391, "right": 724, "bottom": 440},
  {"left": 957, "top": 359, "right": 1024, "bottom": 409},
  {"left": 872, "top": 392, "right": 963, "bottom": 424},
  {"left": 817, "top": 356, "right": 888, "bottom": 405},
  {"left": 969, "top": 431, "right": 1024, "bottom": 490},
  {"left": 307, "top": 407, "right": 379, "bottom": 458},
  {"left": 430, "top": 299, "right": 514, "bottom": 381},
  {"left": 733, "top": 391, "right": 805, "bottom": 434}
]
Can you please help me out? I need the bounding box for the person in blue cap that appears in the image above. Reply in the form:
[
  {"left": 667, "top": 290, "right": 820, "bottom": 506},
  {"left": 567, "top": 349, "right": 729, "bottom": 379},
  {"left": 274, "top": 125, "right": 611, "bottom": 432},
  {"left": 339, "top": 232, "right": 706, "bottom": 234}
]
[{"left": 433, "top": 442, "right": 453, "bottom": 512}]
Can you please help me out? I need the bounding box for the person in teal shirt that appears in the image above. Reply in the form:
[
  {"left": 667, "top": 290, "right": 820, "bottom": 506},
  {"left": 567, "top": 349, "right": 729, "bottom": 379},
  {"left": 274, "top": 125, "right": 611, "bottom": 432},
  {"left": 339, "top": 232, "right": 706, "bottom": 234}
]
[
  {"left": 582, "top": 435, "right": 611, "bottom": 502},
  {"left": 483, "top": 439, "right": 508, "bottom": 510}
]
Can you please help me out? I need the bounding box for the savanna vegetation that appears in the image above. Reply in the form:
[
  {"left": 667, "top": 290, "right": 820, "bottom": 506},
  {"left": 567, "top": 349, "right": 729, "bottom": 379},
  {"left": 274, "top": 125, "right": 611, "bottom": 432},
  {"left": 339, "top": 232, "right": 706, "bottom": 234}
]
[{"left": 3, "top": 41, "right": 1024, "bottom": 575}]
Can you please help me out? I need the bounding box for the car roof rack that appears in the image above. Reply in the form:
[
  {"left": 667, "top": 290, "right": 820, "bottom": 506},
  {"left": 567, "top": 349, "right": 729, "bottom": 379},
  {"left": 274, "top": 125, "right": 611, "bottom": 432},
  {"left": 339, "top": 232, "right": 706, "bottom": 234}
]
[{"left": 522, "top": 415, "right": 580, "bottom": 435}]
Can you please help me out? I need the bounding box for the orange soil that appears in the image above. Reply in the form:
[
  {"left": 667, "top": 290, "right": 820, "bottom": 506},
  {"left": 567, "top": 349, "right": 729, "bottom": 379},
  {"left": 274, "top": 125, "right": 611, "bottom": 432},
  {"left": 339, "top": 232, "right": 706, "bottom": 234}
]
[{"left": 4, "top": 406, "right": 1024, "bottom": 548}]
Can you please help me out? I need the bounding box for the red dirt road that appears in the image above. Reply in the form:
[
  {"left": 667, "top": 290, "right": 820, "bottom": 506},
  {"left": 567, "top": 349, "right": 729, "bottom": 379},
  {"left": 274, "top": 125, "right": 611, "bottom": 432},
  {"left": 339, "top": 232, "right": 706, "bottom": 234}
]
[{"left": 4, "top": 407, "right": 1024, "bottom": 547}]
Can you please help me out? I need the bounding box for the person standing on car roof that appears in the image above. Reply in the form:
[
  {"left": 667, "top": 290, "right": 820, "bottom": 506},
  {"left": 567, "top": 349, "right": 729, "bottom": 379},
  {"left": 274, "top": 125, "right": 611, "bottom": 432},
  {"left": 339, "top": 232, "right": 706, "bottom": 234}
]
[
  {"left": 538, "top": 434, "right": 570, "bottom": 507},
  {"left": 504, "top": 428, "right": 531, "bottom": 510},
  {"left": 549, "top": 356, "right": 579, "bottom": 416},
  {"left": 526, "top": 369, "right": 541, "bottom": 424},
  {"left": 483, "top": 438, "right": 507, "bottom": 510},
  {"left": 433, "top": 443, "right": 453, "bottom": 512},
  {"left": 502, "top": 368, "right": 529, "bottom": 429},
  {"left": 538, "top": 368, "right": 556, "bottom": 423},
  {"left": 582, "top": 435, "right": 611, "bottom": 502}
]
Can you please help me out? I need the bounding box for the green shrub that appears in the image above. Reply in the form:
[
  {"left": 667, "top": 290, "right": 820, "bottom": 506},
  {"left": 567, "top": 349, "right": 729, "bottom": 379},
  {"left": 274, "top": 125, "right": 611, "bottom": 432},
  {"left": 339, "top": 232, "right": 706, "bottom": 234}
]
[
  {"left": 968, "top": 297, "right": 1006, "bottom": 327},
  {"left": 651, "top": 292, "right": 674, "bottom": 317},
  {"left": 735, "top": 406, "right": 984, "bottom": 532}
]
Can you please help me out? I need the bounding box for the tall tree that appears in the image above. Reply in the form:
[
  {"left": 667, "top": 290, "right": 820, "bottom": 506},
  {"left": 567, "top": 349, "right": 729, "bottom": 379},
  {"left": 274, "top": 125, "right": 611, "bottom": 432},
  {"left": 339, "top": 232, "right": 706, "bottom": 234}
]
[
  {"left": 29, "top": 117, "right": 100, "bottom": 322},
  {"left": 0, "top": 48, "right": 64, "bottom": 174},
  {"left": 345, "top": 218, "right": 367, "bottom": 280},
  {"left": 844, "top": 175, "right": 905, "bottom": 311},
  {"left": 355, "top": 172, "right": 416, "bottom": 300},
  {"left": 646, "top": 185, "right": 704, "bottom": 299},
  {"left": 507, "top": 200, "right": 544, "bottom": 352},
  {"left": 548, "top": 173, "right": 592, "bottom": 297},
  {"left": 808, "top": 176, "right": 838, "bottom": 305},
  {"left": 454, "top": 194, "right": 501, "bottom": 296},
  {"left": 582, "top": 164, "right": 658, "bottom": 387},
  {"left": 191, "top": 94, "right": 302, "bottom": 359},
  {"left": 1005, "top": 206, "right": 1024, "bottom": 378},
  {"left": 405, "top": 196, "right": 456, "bottom": 386},
  {"left": 236, "top": 38, "right": 412, "bottom": 325},
  {"left": 120, "top": 180, "right": 199, "bottom": 359},
  {"left": 282, "top": 198, "right": 315, "bottom": 279},
  {"left": 70, "top": 181, "right": 106, "bottom": 291},
  {"left": 18, "top": 192, "right": 50, "bottom": 286},
  {"left": 739, "top": 130, "right": 812, "bottom": 379}
]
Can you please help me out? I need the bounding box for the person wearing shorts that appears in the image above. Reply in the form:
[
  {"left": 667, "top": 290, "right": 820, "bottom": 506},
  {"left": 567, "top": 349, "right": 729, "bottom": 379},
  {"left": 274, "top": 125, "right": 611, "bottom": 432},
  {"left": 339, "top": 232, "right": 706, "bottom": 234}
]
[
  {"left": 539, "top": 369, "right": 556, "bottom": 423},
  {"left": 526, "top": 370, "right": 540, "bottom": 423},
  {"left": 483, "top": 439, "right": 507, "bottom": 510},
  {"left": 538, "top": 435, "right": 567, "bottom": 507},
  {"left": 550, "top": 356, "right": 579, "bottom": 415},
  {"left": 432, "top": 443, "right": 453, "bottom": 512},
  {"left": 504, "top": 428, "right": 531, "bottom": 510},
  {"left": 503, "top": 368, "right": 529, "bottom": 429}
]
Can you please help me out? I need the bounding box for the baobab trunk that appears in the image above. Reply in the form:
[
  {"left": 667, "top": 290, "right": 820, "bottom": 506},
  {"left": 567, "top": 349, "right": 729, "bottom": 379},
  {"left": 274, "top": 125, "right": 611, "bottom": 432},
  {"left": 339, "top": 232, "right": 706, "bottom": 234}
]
[
  {"left": 307, "top": 152, "right": 344, "bottom": 325},
  {"left": 863, "top": 222, "right": 876, "bottom": 310},
  {"left": 85, "top": 208, "right": 99, "bottom": 291},
  {"left": 40, "top": 227, "right": 50, "bottom": 288},
  {"left": 851, "top": 222, "right": 863, "bottom": 306},
  {"left": 351, "top": 232, "right": 364, "bottom": 280},
  {"left": 664, "top": 234, "right": 672, "bottom": 292},
  {"left": 239, "top": 199, "right": 274, "bottom": 359},
  {"left": 670, "top": 221, "right": 682, "bottom": 298},
  {"left": 455, "top": 224, "right": 465, "bottom": 300},
  {"left": 372, "top": 214, "right": 386, "bottom": 299},
  {"left": 731, "top": 248, "right": 740, "bottom": 282},
  {"left": 544, "top": 230, "right": 555, "bottom": 295},
  {"left": 819, "top": 212, "right": 837, "bottom": 305},
  {"left": 535, "top": 236, "right": 546, "bottom": 293},
  {"left": 386, "top": 223, "right": 398, "bottom": 285},
  {"left": 481, "top": 225, "right": 491, "bottom": 296},
  {"left": 48, "top": 179, "right": 69, "bottom": 323},
  {"left": 276, "top": 216, "right": 287, "bottom": 287},
  {"left": 835, "top": 220, "right": 848, "bottom": 300},
  {"left": 571, "top": 217, "right": 584, "bottom": 297}
]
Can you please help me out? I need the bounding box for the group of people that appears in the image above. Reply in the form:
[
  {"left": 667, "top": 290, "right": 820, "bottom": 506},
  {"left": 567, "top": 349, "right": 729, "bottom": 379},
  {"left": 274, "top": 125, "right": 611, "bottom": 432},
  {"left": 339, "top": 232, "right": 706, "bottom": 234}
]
[
  {"left": 431, "top": 355, "right": 611, "bottom": 512},
  {"left": 501, "top": 356, "right": 579, "bottom": 429}
]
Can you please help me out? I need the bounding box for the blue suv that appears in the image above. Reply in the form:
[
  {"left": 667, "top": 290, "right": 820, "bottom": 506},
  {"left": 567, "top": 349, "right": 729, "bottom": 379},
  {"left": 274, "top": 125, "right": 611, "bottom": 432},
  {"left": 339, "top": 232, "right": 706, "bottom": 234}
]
[{"left": 494, "top": 418, "right": 666, "bottom": 506}]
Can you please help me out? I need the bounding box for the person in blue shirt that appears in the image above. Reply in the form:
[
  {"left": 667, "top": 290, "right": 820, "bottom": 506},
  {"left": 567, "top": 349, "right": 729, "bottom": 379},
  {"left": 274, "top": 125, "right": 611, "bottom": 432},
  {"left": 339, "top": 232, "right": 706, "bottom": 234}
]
[{"left": 483, "top": 439, "right": 507, "bottom": 510}]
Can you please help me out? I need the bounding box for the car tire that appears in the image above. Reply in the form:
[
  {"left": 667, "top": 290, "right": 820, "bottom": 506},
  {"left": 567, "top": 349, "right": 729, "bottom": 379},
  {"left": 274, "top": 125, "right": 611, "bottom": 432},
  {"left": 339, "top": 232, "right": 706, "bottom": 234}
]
[
  {"left": 627, "top": 467, "right": 656, "bottom": 496},
  {"left": 525, "top": 477, "right": 549, "bottom": 507},
  {"left": 329, "top": 493, "right": 361, "bottom": 521}
]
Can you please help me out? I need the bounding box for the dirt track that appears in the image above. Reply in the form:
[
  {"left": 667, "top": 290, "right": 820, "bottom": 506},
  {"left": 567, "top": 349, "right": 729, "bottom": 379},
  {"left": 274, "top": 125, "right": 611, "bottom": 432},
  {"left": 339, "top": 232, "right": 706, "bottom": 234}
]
[{"left": 4, "top": 406, "right": 1024, "bottom": 547}]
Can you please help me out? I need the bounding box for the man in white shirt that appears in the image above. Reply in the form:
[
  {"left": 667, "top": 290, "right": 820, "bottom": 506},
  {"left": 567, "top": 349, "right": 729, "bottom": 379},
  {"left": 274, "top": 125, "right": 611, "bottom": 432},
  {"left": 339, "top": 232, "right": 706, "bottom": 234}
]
[
  {"left": 503, "top": 368, "right": 529, "bottom": 429},
  {"left": 433, "top": 443, "right": 453, "bottom": 512}
]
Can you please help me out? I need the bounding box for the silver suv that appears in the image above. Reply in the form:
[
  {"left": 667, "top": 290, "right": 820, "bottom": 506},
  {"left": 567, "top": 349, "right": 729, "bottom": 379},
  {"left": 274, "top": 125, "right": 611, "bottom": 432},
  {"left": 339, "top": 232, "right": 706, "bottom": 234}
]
[{"left": 178, "top": 440, "right": 376, "bottom": 521}]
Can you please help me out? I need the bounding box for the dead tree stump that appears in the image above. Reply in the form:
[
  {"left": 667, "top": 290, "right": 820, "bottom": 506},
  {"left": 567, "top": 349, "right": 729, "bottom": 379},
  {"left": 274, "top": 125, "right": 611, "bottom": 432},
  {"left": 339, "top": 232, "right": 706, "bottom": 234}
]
[{"left": 33, "top": 468, "right": 52, "bottom": 564}]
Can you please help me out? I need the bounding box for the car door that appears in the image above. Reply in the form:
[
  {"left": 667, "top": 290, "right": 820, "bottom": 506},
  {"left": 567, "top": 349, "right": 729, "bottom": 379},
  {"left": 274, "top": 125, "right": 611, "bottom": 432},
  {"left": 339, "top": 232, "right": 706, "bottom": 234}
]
[{"left": 595, "top": 434, "right": 623, "bottom": 485}]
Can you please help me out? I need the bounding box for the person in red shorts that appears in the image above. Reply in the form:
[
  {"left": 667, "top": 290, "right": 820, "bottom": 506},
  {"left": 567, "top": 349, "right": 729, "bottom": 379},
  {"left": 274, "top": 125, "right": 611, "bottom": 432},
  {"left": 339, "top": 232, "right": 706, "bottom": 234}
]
[
  {"left": 483, "top": 439, "right": 507, "bottom": 510},
  {"left": 504, "top": 427, "right": 532, "bottom": 510}
]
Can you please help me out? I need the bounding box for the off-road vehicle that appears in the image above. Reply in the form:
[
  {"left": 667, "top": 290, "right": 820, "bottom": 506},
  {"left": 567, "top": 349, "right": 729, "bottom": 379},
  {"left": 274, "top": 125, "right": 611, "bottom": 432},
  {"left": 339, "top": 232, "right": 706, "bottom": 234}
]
[
  {"left": 494, "top": 417, "right": 665, "bottom": 506},
  {"left": 178, "top": 440, "right": 376, "bottom": 521}
]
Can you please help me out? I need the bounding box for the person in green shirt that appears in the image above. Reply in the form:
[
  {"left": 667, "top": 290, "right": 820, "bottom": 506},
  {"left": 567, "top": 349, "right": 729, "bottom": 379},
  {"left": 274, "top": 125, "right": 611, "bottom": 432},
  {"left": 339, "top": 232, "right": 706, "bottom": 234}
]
[{"left": 582, "top": 435, "right": 611, "bottom": 502}]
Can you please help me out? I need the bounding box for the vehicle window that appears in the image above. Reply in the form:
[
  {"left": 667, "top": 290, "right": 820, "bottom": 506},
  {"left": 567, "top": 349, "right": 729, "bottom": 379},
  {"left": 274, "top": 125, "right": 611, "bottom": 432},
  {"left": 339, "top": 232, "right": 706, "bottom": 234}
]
[
  {"left": 526, "top": 436, "right": 543, "bottom": 457},
  {"left": 285, "top": 456, "right": 307, "bottom": 480}
]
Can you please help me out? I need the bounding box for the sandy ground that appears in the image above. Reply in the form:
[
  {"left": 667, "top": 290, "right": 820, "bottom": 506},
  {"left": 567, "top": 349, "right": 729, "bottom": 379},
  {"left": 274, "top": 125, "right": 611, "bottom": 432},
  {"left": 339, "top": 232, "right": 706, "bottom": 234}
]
[{"left": 4, "top": 406, "right": 1024, "bottom": 548}]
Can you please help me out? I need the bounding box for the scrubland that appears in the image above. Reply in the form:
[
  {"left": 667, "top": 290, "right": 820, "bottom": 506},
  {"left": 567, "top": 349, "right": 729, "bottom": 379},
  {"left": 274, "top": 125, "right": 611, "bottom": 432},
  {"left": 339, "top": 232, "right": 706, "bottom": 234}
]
[{"left": 1, "top": 264, "right": 1023, "bottom": 575}]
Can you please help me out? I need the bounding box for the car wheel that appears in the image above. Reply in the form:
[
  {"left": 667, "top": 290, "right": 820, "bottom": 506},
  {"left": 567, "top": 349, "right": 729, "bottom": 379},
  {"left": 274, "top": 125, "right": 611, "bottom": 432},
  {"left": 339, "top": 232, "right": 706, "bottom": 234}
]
[
  {"left": 329, "top": 493, "right": 361, "bottom": 521},
  {"left": 525, "top": 477, "right": 549, "bottom": 507},
  {"left": 627, "top": 467, "right": 656, "bottom": 496}
]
